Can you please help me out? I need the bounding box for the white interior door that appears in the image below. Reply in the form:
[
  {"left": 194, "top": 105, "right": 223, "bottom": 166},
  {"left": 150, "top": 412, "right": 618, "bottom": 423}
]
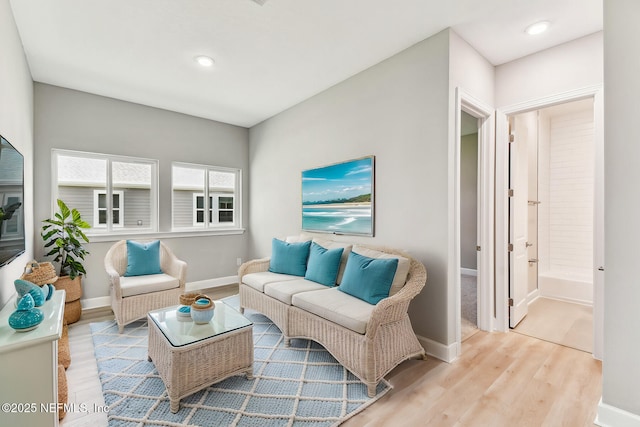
[{"left": 509, "top": 114, "right": 531, "bottom": 328}]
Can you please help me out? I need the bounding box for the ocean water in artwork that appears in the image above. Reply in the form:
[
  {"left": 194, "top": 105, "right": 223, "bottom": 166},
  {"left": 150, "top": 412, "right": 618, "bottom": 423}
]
[{"left": 302, "top": 205, "right": 372, "bottom": 235}]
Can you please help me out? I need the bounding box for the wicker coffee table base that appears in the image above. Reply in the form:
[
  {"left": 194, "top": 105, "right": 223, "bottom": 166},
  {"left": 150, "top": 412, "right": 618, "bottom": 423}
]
[{"left": 147, "top": 315, "right": 254, "bottom": 413}]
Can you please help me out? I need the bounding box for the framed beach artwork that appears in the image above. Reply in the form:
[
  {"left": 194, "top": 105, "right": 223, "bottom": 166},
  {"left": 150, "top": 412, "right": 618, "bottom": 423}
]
[{"left": 302, "top": 156, "right": 374, "bottom": 236}]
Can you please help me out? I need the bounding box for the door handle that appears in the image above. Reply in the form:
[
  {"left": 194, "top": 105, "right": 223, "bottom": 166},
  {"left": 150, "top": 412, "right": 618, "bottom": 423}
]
[
  {"left": 598, "top": 266, "right": 604, "bottom": 271},
  {"left": 528, "top": 258, "right": 539, "bottom": 263}
]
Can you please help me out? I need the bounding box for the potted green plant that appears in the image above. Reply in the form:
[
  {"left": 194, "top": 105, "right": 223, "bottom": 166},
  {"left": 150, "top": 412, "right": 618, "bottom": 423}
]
[{"left": 41, "top": 199, "right": 91, "bottom": 323}]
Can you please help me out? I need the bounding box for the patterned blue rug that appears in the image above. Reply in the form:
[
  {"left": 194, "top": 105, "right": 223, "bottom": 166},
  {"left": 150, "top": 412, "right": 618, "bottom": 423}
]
[{"left": 90, "top": 299, "right": 390, "bottom": 426}]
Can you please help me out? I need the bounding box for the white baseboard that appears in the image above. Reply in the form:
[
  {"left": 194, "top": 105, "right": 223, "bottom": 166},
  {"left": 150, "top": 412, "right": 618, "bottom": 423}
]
[
  {"left": 526, "top": 289, "right": 540, "bottom": 305},
  {"left": 81, "top": 296, "right": 111, "bottom": 311},
  {"left": 185, "top": 276, "right": 238, "bottom": 292},
  {"left": 596, "top": 398, "right": 640, "bottom": 426},
  {"left": 80, "top": 276, "right": 239, "bottom": 311},
  {"left": 417, "top": 334, "right": 458, "bottom": 363},
  {"left": 461, "top": 268, "right": 477, "bottom": 277}
]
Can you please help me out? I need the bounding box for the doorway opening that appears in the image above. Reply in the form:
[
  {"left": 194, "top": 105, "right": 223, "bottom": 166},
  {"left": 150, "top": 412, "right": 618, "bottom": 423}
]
[
  {"left": 460, "top": 110, "right": 480, "bottom": 341},
  {"left": 507, "top": 98, "right": 595, "bottom": 353},
  {"left": 454, "top": 88, "right": 495, "bottom": 359}
]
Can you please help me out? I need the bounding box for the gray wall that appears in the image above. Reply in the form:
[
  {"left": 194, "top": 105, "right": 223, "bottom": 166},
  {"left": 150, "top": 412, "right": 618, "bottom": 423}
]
[
  {"left": 460, "top": 132, "right": 478, "bottom": 270},
  {"left": 603, "top": 0, "right": 640, "bottom": 417},
  {"left": 250, "top": 29, "right": 459, "bottom": 347},
  {"left": 34, "top": 84, "right": 250, "bottom": 299},
  {"left": 249, "top": 28, "right": 495, "bottom": 348},
  {"left": 0, "top": 0, "right": 34, "bottom": 307}
]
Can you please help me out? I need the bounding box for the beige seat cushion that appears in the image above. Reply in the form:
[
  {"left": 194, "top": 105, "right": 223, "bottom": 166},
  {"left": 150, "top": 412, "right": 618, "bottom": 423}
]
[
  {"left": 120, "top": 273, "right": 179, "bottom": 297},
  {"left": 352, "top": 245, "right": 410, "bottom": 296},
  {"left": 292, "top": 288, "right": 375, "bottom": 334},
  {"left": 264, "top": 278, "right": 328, "bottom": 305},
  {"left": 242, "top": 271, "right": 299, "bottom": 293}
]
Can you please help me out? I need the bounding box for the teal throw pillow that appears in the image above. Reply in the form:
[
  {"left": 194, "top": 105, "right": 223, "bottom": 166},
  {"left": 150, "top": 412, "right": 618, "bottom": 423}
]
[
  {"left": 268, "top": 238, "right": 311, "bottom": 277},
  {"left": 125, "top": 240, "right": 163, "bottom": 277},
  {"left": 338, "top": 251, "right": 398, "bottom": 304},
  {"left": 305, "top": 242, "right": 344, "bottom": 286}
]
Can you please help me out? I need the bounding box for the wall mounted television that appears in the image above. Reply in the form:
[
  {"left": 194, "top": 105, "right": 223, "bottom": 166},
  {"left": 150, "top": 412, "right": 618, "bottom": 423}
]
[{"left": 0, "top": 134, "right": 25, "bottom": 267}]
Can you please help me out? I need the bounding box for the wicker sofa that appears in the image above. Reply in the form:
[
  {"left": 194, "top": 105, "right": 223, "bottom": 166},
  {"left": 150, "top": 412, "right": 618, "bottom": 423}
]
[{"left": 239, "top": 236, "right": 427, "bottom": 396}]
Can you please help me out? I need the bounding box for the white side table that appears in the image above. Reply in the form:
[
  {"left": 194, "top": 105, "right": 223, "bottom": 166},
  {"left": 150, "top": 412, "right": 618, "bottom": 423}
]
[{"left": 0, "top": 290, "right": 65, "bottom": 427}]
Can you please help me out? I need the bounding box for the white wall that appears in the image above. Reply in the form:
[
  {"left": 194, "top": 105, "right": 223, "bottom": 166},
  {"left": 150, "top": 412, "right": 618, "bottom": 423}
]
[
  {"left": 33, "top": 84, "right": 250, "bottom": 300},
  {"left": 0, "top": 0, "right": 34, "bottom": 308},
  {"left": 600, "top": 0, "right": 640, "bottom": 421},
  {"left": 496, "top": 32, "right": 603, "bottom": 108},
  {"left": 449, "top": 31, "right": 495, "bottom": 106},
  {"left": 250, "top": 30, "right": 452, "bottom": 345},
  {"left": 538, "top": 102, "right": 594, "bottom": 282}
]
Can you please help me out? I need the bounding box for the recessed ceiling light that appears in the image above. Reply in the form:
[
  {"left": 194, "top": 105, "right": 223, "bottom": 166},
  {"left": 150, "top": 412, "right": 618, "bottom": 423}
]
[
  {"left": 194, "top": 55, "right": 215, "bottom": 67},
  {"left": 525, "top": 21, "right": 551, "bottom": 36}
]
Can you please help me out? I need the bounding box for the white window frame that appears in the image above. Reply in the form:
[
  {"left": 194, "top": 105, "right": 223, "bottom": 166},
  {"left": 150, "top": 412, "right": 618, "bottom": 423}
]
[
  {"left": 52, "top": 149, "right": 159, "bottom": 235},
  {"left": 216, "top": 194, "right": 235, "bottom": 224},
  {"left": 192, "top": 193, "right": 235, "bottom": 226},
  {"left": 93, "top": 190, "right": 124, "bottom": 229},
  {"left": 192, "top": 193, "right": 212, "bottom": 226},
  {"left": 172, "top": 162, "right": 242, "bottom": 231}
]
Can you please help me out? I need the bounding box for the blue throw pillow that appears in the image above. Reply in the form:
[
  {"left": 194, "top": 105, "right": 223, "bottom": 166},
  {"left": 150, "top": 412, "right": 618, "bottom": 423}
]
[
  {"left": 338, "top": 251, "right": 398, "bottom": 304},
  {"left": 305, "top": 242, "right": 344, "bottom": 286},
  {"left": 125, "top": 240, "right": 163, "bottom": 277},
  {"left": 268, "top": 238, "right": 311, "bottom": 277}
]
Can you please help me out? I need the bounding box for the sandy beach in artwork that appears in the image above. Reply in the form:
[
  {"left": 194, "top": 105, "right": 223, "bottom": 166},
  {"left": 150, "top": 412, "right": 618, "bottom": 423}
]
[{"left": 303, "top": 202, "right": 371, "bottom": 209}]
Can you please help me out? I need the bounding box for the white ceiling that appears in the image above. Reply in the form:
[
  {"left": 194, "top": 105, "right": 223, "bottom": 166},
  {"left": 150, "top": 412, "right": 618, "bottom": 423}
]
[{"left": 9, "top": 0, "right": 602, "bottom": 128}]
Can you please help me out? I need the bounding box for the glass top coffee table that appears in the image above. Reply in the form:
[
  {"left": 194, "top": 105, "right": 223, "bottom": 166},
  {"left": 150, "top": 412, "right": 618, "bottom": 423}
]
[{"left": 147, "top": 300, "right": 254, "bottom": 413}]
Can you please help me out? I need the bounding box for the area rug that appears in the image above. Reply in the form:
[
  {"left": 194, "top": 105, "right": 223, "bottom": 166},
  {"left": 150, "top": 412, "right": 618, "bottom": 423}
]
[{"left": 90, "top": 301, "right": 390, "bottom": 427}]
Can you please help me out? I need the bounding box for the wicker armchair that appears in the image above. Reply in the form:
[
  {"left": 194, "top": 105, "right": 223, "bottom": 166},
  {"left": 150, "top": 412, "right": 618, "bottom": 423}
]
[{"left": 105, "top": 240, "right": 187, "bottom": 333}]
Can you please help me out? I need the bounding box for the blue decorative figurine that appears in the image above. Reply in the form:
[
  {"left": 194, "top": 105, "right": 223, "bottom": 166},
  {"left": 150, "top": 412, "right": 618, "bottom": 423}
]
[
  {"left": 14, "top": 279, "right": 46, "bottom": 307},
  {"left": 8, "top": 293, "right": 44, "bottom": 332}
]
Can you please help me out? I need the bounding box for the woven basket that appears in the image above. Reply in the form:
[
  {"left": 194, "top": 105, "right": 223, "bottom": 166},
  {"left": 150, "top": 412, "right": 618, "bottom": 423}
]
[
  {"left": 20, "top": 260, "right": 58, "bottom": 286},
  {"left": 54, "top": 276, "right": 82, "bottom": 303},
  {"left": 59, "top": 323, "right": 71, "bottom": 369},
  {"left": 57, "top": 364, "right": 67, "bottom": 420},
  {"left": 191, "top": 294, "right": 214, "bottom": 311},
  {"left": 179, "top": 292, "right": 199, "bottom": 306},
  {"left": 64, "top": 299, "right": 82, "bottom": 324}
]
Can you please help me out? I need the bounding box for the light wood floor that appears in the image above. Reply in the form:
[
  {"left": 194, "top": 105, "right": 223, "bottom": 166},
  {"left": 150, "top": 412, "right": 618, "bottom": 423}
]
[
  {"left": 343, "top": 331, "right": 601, "bottom": 427},
  {"left": 62, "top": 288, "right": 602, "bottom": 427},
  {"left": 513, "top": 297, "right": 593, "bottom": 353}
]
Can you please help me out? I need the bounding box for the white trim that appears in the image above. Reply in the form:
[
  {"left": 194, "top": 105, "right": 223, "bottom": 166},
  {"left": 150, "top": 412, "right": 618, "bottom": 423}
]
[
  {"left": 80, "top": 296, "right": 111, "bottom": 311},
  {"left": 86, "top": 227, "right": 245, "bottom": 244},
  {"left": 495, "top": 85, "right": 604, "bottom": 360},
  {"left": 52, "top": 149, "right": 159, "bottom": 233},
  {"left": 80, "top": 276, "right": 239, "bottom": 311},
  {"left": 417, "top": 334, "right": 458, "bottom": 363},
  {"left": 596, "top": 398, "right": 640, "bottom": 427},
  {"left": 172, "top": 162, "right": 242, "bottom": 230},
  {"left": 526, "top": 289, "right": 540, "bottom": 305},
  {"left": 460, "top": 268, "right": 477, "bottom": 277},
  {"left": 185, "top": 276, "right": 238, "bottom": 292},
  {"left": 453, "top": 88, "right": 495, "bottom": 360}
]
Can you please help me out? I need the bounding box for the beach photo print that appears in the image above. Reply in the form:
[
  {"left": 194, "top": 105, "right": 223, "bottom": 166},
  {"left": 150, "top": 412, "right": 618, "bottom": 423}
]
[{"left": 301, "top": 156, "right": 374, "bottom": 236}]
